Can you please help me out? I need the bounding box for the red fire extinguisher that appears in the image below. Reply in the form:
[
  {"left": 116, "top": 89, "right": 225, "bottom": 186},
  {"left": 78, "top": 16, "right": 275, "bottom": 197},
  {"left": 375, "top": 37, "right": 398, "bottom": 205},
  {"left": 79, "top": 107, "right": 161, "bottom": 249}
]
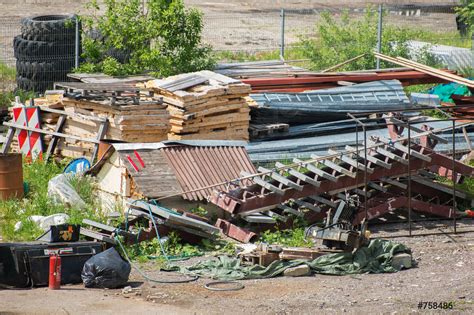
[{"left": 49, "top": 254, "right": 61, "bottom": 290}]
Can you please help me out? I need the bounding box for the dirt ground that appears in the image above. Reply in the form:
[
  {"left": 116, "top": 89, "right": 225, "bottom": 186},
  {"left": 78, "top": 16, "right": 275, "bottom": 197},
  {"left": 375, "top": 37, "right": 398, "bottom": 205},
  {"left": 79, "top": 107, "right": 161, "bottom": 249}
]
[{"left": 1, "top": 219, "right": 473, "bottom": 314}]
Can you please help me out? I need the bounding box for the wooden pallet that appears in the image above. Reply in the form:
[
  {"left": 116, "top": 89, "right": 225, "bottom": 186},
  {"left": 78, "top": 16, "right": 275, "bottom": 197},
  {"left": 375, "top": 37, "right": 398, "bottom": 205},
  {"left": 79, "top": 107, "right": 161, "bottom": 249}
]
[{"left": 249, "top": 123, "right": 289, "bottom": 138}]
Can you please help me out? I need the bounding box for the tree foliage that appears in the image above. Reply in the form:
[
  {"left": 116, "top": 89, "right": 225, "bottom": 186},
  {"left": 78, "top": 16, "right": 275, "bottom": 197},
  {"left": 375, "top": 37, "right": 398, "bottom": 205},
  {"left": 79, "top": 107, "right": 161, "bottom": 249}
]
[
  {"left": 456, "top": 0, "right": 474, "bottom": 31},
  {"left": 299, "top": 9, "right": 437, "bottom": 71},
  {"left": 79, "top": 0, "right": 215, "bottom": 76}
]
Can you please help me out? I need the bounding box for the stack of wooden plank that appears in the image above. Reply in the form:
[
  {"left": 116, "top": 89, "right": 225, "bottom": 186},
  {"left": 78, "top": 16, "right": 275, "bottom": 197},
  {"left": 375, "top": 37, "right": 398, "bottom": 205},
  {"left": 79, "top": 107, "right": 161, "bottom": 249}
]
[
  {"left": 53, "top": 82, "right": 169, "bottom": 158},
  {"left": 146, "top": 70, "right": 251, "bottom": 141},
  {"left": 61, "top": 98, "right": 169, "bottom": 143}
]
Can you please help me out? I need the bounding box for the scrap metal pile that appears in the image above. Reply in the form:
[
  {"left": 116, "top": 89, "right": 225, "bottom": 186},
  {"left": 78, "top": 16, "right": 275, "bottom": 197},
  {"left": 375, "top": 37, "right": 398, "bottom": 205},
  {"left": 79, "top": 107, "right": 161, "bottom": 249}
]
[{"left": 3, "top": 56, "right": 474, "bottom": 253}]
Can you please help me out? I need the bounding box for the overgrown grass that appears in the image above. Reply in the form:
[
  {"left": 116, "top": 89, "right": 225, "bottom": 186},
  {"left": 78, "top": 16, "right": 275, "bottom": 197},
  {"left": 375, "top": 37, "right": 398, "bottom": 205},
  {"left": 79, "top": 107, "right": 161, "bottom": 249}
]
[
  {"left": 0, "top": 159, "right": 104, "bottom": 241},
  {"left": 0, "top": 62, "right": 15, "bottom": 81},
  {"left": 260, "top": 227, "right": 313, "bottom": 248},
  {"left": 124, "top": 231, "right": 236, "bottom": 263}
]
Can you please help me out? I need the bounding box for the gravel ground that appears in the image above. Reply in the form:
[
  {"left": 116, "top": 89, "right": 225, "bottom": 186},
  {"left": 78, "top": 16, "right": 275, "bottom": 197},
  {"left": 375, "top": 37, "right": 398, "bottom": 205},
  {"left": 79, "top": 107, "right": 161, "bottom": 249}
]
[{"left": 1, "top": 219, "right": 473, "bottom": 314}]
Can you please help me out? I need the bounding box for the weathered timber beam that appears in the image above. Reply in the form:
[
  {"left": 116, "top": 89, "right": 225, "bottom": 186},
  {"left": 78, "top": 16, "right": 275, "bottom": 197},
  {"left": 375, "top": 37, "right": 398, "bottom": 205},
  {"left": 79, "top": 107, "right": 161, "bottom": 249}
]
[
  {"left": 311, "top": 154, "right": 357, "bottom": 178},
  {"left": 258, "top": 166, "right": 304, "bottom": 191},
  {"left": 345, "top": 145, "right": 392, "bottom": 169},
  {"left": 241, "top": 171, "right": 285, "bottom": 195},
  {"left": 293, "top": 158, "right": 337, "bottom": 182},
  {"left": 328, "top": 149, "right": 374, "bottom": 173},
  {"left": 275, "top": 162, "right": 320, "bottom": 187}
]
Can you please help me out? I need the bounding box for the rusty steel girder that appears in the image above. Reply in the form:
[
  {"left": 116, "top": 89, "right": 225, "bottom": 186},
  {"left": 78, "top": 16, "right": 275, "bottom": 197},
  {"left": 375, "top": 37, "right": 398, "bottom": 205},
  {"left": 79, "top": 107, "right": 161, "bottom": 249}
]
[
  {"left": 210, "top": 147, "right": 473, "bottom": 215},
  {"left": 352, "top": 196, "right": 456, "bottom": 224}
]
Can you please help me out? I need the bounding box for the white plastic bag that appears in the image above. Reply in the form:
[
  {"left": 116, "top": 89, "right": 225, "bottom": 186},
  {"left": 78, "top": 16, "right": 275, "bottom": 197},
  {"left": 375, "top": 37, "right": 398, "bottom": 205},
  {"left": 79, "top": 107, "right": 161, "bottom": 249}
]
[{"left": 47, "top": 174, "right": 86, "bottom": 209}]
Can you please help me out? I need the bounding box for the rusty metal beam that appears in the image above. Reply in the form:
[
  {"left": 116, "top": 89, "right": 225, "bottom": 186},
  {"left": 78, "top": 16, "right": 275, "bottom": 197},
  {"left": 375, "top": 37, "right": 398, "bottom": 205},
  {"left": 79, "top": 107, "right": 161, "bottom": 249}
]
[
  {"left": 211, "top": 145, "right": 474, "bottom": 215},
  {"left": 215, "top": 219, "right": 257, "bottom": 243},
  {"left": 352, "top": 197, "right": 456, "bottom": 224}
]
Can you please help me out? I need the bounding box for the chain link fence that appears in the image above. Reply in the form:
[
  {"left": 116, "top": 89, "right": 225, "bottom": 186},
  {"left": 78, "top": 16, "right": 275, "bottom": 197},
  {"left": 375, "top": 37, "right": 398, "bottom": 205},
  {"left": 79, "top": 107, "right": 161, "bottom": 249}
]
[{"left": 0, "top": 3, "right": 473, "bottom": 92}]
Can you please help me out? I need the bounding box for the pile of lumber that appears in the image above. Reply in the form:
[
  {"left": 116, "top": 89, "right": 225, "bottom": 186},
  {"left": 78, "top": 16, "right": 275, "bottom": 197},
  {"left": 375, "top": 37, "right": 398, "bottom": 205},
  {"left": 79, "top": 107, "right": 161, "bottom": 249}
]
[
  {"left": 61, "top": 98, "right": 169, "bottom": 143},
  {"left": 53, "top": 82, "right": 169, "bottom": 158},
  {"left": 146, "top": 70, "right": 251, "bottom": 141}
]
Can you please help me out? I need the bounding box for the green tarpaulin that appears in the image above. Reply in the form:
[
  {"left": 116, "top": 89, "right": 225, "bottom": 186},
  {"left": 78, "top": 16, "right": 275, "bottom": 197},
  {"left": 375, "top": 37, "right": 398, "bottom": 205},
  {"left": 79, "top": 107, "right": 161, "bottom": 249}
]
[
  {"left": 169, "top": 239, "right": 411, "bottom": 280},
  {"left": 429, "top": 82, "right": 472, "bottom": 103}
]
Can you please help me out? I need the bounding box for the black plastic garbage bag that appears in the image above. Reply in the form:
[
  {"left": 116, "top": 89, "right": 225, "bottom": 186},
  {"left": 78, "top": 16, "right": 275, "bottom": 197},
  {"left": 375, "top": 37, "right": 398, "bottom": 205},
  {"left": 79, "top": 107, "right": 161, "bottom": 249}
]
[{"left": 81, "top": 247, "right": 131, "bottom": 288}]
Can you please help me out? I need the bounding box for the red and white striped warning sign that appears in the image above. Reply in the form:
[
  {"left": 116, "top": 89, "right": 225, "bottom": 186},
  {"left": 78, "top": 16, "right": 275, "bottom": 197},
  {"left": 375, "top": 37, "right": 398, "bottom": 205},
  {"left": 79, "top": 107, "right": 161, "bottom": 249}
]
[{"left": 12, "top": 106, "right": 43, "bottom": 160}]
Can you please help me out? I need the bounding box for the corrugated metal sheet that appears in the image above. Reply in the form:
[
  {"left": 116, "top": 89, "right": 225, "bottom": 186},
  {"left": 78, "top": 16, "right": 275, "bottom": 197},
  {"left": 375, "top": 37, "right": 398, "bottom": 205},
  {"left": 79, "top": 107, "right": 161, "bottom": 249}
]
[
  {"left": 247, "top": 120, "right": 474, "bottom": 162},
  {"left": 118, "top": 149, "right": 183, "bottom": 199},
  {"left": 117, "top": 144, "right": 256, "bottom": 201},
  {"left": 162, "top": 145, "right": 256, "bottom": 200},
  {"left": 408, "top": 40, "right": 474, "bottom": 70},
  {"left": 249, "top": 80, "right": 414, "bottom": 125}
]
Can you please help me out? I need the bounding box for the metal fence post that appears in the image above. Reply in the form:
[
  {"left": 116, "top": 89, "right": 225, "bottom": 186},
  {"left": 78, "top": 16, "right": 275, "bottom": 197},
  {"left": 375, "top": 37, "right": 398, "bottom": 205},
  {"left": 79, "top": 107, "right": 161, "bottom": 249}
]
[
  {"left": 472, "top": 34, "right": 474, "bottom": 69},
  {"left": 280, "top": 9, "right": 285, "bottom": 60},
  {"left": 376, "top": 4, "right": 383, "bottom": 69},
  {"left": 75, "top": 18, "right": 80, "bottom": 69}
]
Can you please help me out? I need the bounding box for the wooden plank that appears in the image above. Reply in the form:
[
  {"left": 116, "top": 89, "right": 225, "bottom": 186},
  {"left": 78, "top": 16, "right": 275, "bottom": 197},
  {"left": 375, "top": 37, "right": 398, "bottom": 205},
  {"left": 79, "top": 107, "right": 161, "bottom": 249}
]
[
  {"left": 371, "top": 143, "right": 409, "bottom": 165},
  {"left": 368, "top": 181, "right": 387, "bottom": 193},
  {"left": 294, "top": 199, "right": 321, "bottom": 212},
  {"left": 91, "top": 120, "right": 109, "bottom": 163},
  {"left": 258, "top": 166, "right": 303, "bottom": 191},
  {"left": 241, "top": 214, "right": 276, "bottom": 224},
  {"left": 241, "top": 171, "right": 285, "bottom": 195},
  {"left": 328, "top": 149, "right": 374, "bottom": 173},
  {"left": 379, "top": 138, "right": 431, "bottom": 162},
  {"left": 277, "top": 204, "right": 304, "bottom": 217},
  {"left": 3, "top": 122, "right": 100, "bottom": 144},
  {"left": 381, "top": 177, "right": 408, "bottom": 190},
  {"left": 293, "top": 158, "right": 338, "bottom": 182},
  {"left": 275, "top": 162, "right": 320, "bottom": 187},
  {"left": 45, "top": 114, "right": 67, "bottom": 160},
  {"left": 80, "top": 228, "right": 116, "bottom": 244},
  {"left": 82, "top": 218, "right": 116, "bottom": 232},
  {"left": 0, "top": 127, "right": 15, "bottom": 154},
  {"left": 311, "top": 154, "right": 357, "bottom": 178},
  {"left": 309, "top": 195, "right": 338, "bottom": 209},
  {"left": 345, "top": 145, "right": 392, "bottom": 169},
  {"left": 41, "top": 106, "right": 107, "bottom": 123}
]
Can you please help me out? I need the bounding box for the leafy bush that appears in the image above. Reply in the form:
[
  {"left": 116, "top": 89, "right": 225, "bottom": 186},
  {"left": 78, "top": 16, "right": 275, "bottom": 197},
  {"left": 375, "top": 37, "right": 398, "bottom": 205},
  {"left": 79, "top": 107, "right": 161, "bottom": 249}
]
[
  {"left": 260, "top": 228, "right": 313, "bottom": 248},
  {"left": 456, "top": 0, "right": 474, "bottom": 32},
  {"left": 299, "top": 8, "right": 439, "bottom": 71},
  {"left": 0, "top": 90, "right": 37, "bottom": 108},
  {"left": 79, "top": 0, "right": 215, "bottom": 76}
]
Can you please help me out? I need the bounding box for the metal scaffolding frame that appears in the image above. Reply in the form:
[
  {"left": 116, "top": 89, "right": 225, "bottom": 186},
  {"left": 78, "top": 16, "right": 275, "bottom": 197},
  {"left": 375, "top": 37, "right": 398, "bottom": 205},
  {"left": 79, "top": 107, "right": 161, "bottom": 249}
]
[{"left": 347, "top": 110, "right": 474, "bottom": 237}]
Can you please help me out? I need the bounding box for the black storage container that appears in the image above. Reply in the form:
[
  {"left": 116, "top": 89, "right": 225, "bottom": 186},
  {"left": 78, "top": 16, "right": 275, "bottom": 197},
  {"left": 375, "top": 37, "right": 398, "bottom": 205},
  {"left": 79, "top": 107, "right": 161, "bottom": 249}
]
[{"left": 0, "top": 241, "right": 105, "bottom": 288}]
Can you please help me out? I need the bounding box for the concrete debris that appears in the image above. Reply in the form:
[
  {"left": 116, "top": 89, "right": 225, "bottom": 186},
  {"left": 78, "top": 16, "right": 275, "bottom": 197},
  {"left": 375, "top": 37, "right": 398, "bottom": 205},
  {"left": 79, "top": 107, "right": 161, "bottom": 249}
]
[
  {"left": 391, "top": 253, "right": 413, "bottom": 270},
  {"left": 283, "top": 265, "right": 311, "bottom": 277}
]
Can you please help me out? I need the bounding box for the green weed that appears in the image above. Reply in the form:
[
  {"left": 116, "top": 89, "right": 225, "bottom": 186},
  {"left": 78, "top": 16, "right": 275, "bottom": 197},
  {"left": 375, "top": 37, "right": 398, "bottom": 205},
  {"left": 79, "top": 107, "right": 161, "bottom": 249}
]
[
  {"left": 0, "top": 62, "right": 15, "bottom": 81},
  {"left": 0, "top": 90, "right": 37, "bottom": 108},
  {"left": 0, "top": 159, "right": 103, "bottom": 241},
  {"left": 260, "top": 227, "right": 313, "bottom": 248}
]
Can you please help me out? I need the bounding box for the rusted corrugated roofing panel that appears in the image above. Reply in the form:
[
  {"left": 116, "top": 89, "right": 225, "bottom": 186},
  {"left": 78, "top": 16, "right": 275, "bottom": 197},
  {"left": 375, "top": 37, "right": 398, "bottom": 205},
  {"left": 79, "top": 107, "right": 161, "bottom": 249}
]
[
  {"left": 114, "top": 142, "right": 255, "bottom": 201},
  {"left": 118, "top": 149, "right": 183, "bottom": 199},
  {"left": 162, "top": 145, "right": 256, "bottom": 201}
]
